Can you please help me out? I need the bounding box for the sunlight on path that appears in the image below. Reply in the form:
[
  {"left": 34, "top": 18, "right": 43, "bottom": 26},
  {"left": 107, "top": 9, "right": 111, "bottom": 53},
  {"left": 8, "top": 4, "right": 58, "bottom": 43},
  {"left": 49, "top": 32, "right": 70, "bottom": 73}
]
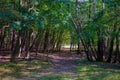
[{"left": 0, "top": 53, "right": 120, "bottom": 80}]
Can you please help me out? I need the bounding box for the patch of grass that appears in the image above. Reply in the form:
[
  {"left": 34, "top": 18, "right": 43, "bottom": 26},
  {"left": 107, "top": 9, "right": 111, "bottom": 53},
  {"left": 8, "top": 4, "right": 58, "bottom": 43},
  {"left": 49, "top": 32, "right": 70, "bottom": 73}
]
[
  {"left": 21, "top": 60, "right": 52, "bottom": 72},
  {"left": 103, "top": 74, "right": 120, "bottom": 80},
  {"left": 38, "top": 74, "right": 72, "bottom": 80},
  {"left": 40, "top": 61, "right": 52, "bottom": 69},
  {"left": 73, "top": 61, "right": 120, "bottom": 80},
  {"left": 1, "top": 62, "right": 21, "bottom": 76},
  {"left": 38, "top": 75, "right": 62, "bottom": 80},
  {"left": 0, "top": 59, "right": 52, "bottom": 79},
  {"left": 5, "top": 62, "right": 21, "bottom": 72},
  {"left": 0, "top": 63, "right": 4, "bottom": 67},
  {"left": 0, "top": 59, "right": 120, "bottom": 80}
]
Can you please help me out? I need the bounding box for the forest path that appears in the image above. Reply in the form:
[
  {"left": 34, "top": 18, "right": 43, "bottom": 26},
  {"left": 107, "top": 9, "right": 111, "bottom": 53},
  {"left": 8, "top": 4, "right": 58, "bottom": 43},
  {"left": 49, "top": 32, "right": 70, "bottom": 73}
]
[
  {"left": 43, "top": 53, "right": 80, "bottom": 73},
  {"left": 35, "top": 53, "right": 81, "bottom": 79},
  {"left": 1, "top": 52, "right": 120, "bottom": 80},
  {"left": 0, "top": 52, "right": 81, "bottom": 80}
]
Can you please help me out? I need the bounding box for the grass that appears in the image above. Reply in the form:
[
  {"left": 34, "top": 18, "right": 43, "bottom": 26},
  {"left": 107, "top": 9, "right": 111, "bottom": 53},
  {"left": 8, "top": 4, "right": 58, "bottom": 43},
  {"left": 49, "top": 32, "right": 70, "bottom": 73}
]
[
  {"left": 0, "top": 59, "right": 52, "bottom": 80},
  {"left": 73, "top": 60, "right": 120, "bottom": 80},
  {"left": 38, "top": 74, "right": 73, "bottom": 80},
  {"left": 37, "top": 60, "right": 120, "bottom": 80},
  {"left": 0, "top": 59, "right": 120, "bottom": 80}
]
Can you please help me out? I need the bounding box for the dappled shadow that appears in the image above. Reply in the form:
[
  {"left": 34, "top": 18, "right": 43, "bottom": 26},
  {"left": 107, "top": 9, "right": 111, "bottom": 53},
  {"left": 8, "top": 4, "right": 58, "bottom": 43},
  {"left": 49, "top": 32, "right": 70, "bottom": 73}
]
[
  {"left": 0, "top": 52, "right": 120, "bottom": 80},
  {"left": 76, "top": 60, "right": 120, "bottom": 70},
  {"left": 0, "top": 59, "right": 52, "bottom": 80},
  {"left": 73, "top": 60, "right": 120, "bottom": 80}
]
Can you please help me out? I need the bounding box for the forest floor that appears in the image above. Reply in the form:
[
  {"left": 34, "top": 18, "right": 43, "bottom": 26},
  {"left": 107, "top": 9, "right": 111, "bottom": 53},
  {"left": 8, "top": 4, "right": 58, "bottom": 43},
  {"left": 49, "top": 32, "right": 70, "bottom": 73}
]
[{"left": 0, "top": 50, "right": 120, "bottom": 80}]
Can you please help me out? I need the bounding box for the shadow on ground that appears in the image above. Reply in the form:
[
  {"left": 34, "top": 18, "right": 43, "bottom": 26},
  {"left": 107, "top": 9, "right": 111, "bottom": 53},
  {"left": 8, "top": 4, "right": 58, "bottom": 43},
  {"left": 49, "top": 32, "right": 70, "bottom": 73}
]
[{"left": 0, "top": 53, "right": 120, "bottom": 80}]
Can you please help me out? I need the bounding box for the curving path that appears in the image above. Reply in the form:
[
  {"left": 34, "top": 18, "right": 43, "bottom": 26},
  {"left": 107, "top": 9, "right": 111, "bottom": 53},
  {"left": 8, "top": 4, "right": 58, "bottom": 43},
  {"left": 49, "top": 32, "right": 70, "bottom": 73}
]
[{"left": 44, "top": 54, "right": 80, "bottom": 73}]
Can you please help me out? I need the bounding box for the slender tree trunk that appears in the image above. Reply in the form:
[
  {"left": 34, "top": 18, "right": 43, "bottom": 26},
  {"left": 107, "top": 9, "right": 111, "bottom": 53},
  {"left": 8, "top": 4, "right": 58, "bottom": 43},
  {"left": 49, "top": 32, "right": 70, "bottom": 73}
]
[
  {"left": 107, "top": 26, "right": 117, "bottom": 63},
  {"left": 10, "top": 31, "right": 21, "bottom": 62},
  {"left": 43, "top": 29, "right": 49, "bottom": 53},
  {"left": 25, "top": 31, "right": 32, "bottom": 59},
  {"left": 0, "top": 29, "right": 6, "bottom": 48},
  {"left": 113, "top": 33, "right": 119, "bottom": 63},
  {"left": 77, "top": 41, "right": 81, "bottom": 54},
  {"left": 11, "top": 30, "right": 15, "bottom": 51},
  {"left": 97, "top": 38, "right": 104, "bottom": 61}
]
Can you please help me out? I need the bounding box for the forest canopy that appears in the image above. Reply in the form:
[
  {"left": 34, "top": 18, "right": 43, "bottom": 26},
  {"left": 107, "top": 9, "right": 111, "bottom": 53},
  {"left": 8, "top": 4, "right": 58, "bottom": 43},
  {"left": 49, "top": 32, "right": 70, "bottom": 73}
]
[{"left": 0, "top": 0, "right": 120, "bottom": 63}]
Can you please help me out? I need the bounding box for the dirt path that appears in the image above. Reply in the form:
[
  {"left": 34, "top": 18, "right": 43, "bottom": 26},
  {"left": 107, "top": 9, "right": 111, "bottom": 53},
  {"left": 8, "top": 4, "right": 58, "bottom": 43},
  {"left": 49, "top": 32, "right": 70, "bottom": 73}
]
[
  {"left": 0, "top": 53, "right": 80, "bottom": 80},
  {"left": 1, "top": 53, "right": 120, "bottom": 80},
  {"left": 44, "top": 54, "right": 80, "bottom": 73}
]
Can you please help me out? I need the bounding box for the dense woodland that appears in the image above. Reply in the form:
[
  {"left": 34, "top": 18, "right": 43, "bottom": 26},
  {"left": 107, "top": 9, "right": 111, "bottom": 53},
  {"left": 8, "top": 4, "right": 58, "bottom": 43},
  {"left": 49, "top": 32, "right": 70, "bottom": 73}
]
[{"left": 0, "top": 0, "right": 120, "bottom": 63}]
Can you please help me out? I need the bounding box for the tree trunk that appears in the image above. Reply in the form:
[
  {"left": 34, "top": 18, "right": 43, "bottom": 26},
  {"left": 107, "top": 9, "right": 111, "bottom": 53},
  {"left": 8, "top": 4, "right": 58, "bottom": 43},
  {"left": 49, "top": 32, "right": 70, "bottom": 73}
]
[
  {"left": 25, "top": 31, "right": 31, "bottom": 59},
  {"left": 10, "top": 31, "right": 21, "bottom": 62}
]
